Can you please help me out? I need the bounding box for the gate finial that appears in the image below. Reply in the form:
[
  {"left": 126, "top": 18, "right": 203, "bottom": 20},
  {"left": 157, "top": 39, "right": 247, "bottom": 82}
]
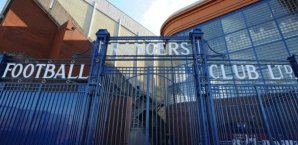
[
  {"left": 96, "top": 29, "right": 110, "bottom": 41},
  {"left": 95, "top": 29, "right": 110, "bottom": 54},
  {"left": 190, "top": 28, "right": 204, "bottom": 39}
]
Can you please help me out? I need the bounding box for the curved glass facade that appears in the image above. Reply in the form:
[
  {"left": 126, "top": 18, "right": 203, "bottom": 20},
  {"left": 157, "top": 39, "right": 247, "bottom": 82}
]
[
  {"left": 170, "top": 0, "right": 298, "bottom": 101},
  {"left": 170, "top": 0, "right": 298, "bottom": 103},
  {"left": 170, "top": 0, "right": 298, "bottom": 143},
  {"left": 175, "top": 0, "right": 298, "bottom": 61}
]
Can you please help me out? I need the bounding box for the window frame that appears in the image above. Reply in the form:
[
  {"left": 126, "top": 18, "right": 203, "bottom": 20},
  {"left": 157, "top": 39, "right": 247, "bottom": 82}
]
[{"left": 0, "top": 0, "right": 12, "bottom": 22}]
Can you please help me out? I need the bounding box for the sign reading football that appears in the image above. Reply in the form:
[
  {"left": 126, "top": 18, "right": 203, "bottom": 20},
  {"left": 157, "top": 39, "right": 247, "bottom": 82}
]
[{"left": 2, "top": 63, "right": 88, "bottom": 79}]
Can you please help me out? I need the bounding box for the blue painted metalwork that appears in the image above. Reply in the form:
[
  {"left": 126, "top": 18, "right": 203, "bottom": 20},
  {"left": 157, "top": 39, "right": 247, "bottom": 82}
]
[
  {"left": 198, "top": 29, "right": 220, "bottom": 145},
  {"left": 255, "top": 87, "right": 275, "bottom": 145},
  {"left": 0, "top": 1, "right": 298, "bottom": 143},
  {"left": 0, "top": 53, "right": 6, "bottom": 77},
  {"left": 174, "top": 0, "right": 298, "bottom": 143},
  {"left": 288, "top": 55, "right": 298, "bottom": 78},
  {"left": 145, "top": 67, "right": 150, "bottom": 145},
  {"left": 83, "top": 29, "right": 110, "bottom": 145},
  {"left": 190, "top": 29, "right": 209, "bottom": 145}
]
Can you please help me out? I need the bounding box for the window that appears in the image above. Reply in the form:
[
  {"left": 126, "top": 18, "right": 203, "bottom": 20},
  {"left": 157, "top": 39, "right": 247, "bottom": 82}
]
[
  {"left": 221, "top": 13, "right": 245, "bottom": 34},
  {"left": 201, "top": 20, "right": 223, "bottom": 40},
  {"left": 277, "top": 15, "right": 298, "bottom": 38},
  {"left": 244, "top": 3, "right": 273, "bottom": 27},
  {"left": 255, "top": 41, "right": 288, "bottom": 60},
  {"left": 286, "top": 37, "right": 298, "bottom": 55},
  {"left": 207, "top": 37, "right": 227, "bottom": 53},
  {"left": 225, "top": 30, "right": 252, "bottom": 52},
  {"left": 270, "top": 0, "right": 298, "bottom": 17},
  {"left": 229, "top": 48, "right": 256, "bottom": 60},
  {"left": 249, "top": 21, "right": 281, "bottom": 46},
  {"left": 0, "top": 0, "right": 10, "bottom": 20}
]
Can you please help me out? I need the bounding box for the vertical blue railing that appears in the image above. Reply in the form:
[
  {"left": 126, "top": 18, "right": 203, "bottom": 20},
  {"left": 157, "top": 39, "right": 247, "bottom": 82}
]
[{"left": 255, "top": 87, "right": 275, "bottom": 145}]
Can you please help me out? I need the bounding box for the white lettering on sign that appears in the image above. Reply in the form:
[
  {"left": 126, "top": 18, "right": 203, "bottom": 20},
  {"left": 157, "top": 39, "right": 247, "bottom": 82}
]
[
  {"left": 232, "top": 65, "right": 246, "bottom": 79},
  {"left": 267, "top": 65, "right": 283, "bottom": 79},
  {"left": 110, "top": 42, "right": 192, "bottom": 55},
  {"left": 23, "top": 64, "right": 34, "bottom": 78},
  {"left": 12, "top": 64, "right": 23, "bottom": 78},
  {"left": 246, "top": 65, "right": 259, "bottom": 80},
  {"left": 2, "top": 63, "right": 88, "bottom": 80},
  {"left": 209, "top": 64, "right": 296, "bottom": 80},
  {"left": 284, "top": 65, "right": 293, "bottom": 78},
  {"left": 2, "top": 63, "right": 15, "bottom": 78},
  {"left": 221, "top": 64, "right": 233, "bottom": 80},
  {"left": 2, "top": 63, "right": 296, "bottom": 81},
  {"left": 54, "top": 64, "right": 66, "bottom": 79},
  {"left": 209, "top": 65, "right": 219, "bottom": 79},
  {"left": 181, "top": 42, "right": 190, "bottom": 55}
]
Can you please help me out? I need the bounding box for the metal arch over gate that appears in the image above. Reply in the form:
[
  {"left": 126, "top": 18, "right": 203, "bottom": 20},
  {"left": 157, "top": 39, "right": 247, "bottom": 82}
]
[
  {"left": 91, "top": 30, "right": 207, "bottom": 145},
  {"left": 0, "top": 29, "right": 297, "bottom": 145}
]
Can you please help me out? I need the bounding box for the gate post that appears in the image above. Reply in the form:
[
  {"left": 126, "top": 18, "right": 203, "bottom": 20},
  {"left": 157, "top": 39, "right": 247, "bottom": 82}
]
[
  {"left": 190, "top": 29, "right": 209, "bottom": 145},
  {"left": 82, "top": 29, "right": 110, "bottom": 145},
  {"left": 0, "top": 53, "right": 6, "bottom": 77},
  {"left": 190, "top": 29, "right": 219, "bottom": 145},
  {"left": 288, "top": 55, "right": 298, "bottom": 78},
  {"left": 0, "top": 53, "right": 5, "bottom": 63}
]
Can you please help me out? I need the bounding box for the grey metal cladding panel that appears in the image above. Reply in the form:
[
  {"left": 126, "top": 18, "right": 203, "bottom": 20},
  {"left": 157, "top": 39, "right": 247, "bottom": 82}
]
[{"left": 84, "top": 0, "right": 155, "bottom": 36}]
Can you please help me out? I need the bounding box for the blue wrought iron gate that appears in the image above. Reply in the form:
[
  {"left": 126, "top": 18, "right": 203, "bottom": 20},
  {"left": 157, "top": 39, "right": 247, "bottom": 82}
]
[{"left": 0, "top": 29, "right": 297, "bottom": 145}]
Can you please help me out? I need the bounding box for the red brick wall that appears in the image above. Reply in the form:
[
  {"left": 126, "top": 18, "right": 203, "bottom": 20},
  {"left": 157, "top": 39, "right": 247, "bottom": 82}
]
[
  {"left": 0, "top": 0, "right": 91, "bottom": 59},
  {"left": 50, "top": 21, "right": 91, "bottom": 59}
]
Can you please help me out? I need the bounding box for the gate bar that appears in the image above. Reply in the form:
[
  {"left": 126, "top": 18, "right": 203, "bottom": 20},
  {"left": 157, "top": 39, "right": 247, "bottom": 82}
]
[{"left": 145, "top": 67, "right": 150, "bottom": 145}]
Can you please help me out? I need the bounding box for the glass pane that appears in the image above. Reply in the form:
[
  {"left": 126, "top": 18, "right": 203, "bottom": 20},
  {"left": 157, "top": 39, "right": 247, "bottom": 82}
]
[
  {"left": 255, "top": 41, "right": 289, "bottom": 60},
  {"left": 229, "top": 48, "right": 256, "bottom": 60},
  {"left": 277, "top": 15, "right": 298, "bottom": 38},
  {"left": 286, "top": 37, "right": 298, "bottom": 55},
  {"left": 249, "top": 21, "right": 281, "bottom": 46},
  {"left": 244, "top": 3, "right": 273, "bottom": 27},
  {"left": 201, "top": 20, "right": 223, "bottom": 40},
  {"left": 207, "top": 37, "right": 227, "bottom": 55},
  {"left": 222, "top": 13, "right": 245, "bottom": 34},
  {"left": 0, "top": 0, "right": 9, "bottom": 15},
  {"left": 225, "top": 30, "right": 252, "bottom": 52},
  {"left": 270, "top": 0, "right": 298, "bottom": 18}
]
